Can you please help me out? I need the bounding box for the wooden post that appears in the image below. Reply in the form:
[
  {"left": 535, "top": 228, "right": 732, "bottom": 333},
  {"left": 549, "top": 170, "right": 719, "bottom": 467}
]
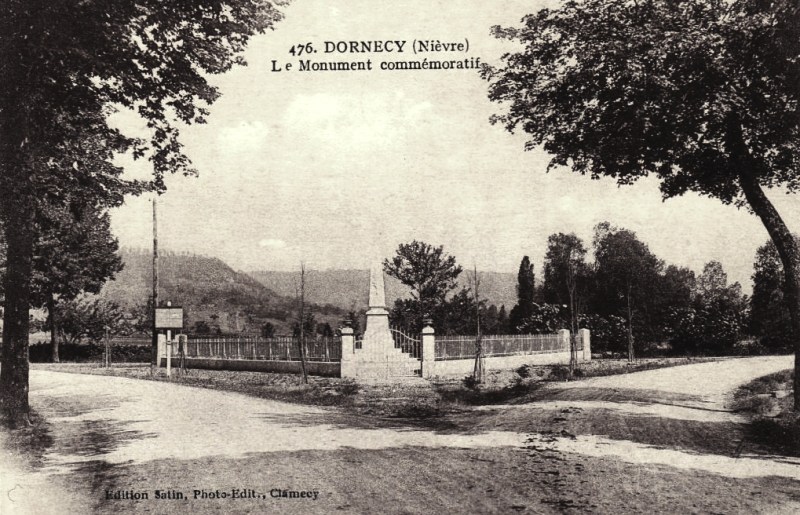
[
  {"left": 151, "top": 196, "right": 159, "bottom": 372},
  {"left": 178, "top": 334, "right": 187, "bottom": 372},
  {"left": 166, "top": 329, "right": 172, "bottom": 378},
  {"left": 104, "top": 326, "right": 110, "bottom": 368}
]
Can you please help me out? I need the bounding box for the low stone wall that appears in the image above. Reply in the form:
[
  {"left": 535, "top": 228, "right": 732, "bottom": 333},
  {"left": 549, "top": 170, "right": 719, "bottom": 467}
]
[
  {"left": 159, "top": 357, "right": 340, "bottom": 377},
  {"left": 429, "top": 350, "right": 578, "bottom": 377}
]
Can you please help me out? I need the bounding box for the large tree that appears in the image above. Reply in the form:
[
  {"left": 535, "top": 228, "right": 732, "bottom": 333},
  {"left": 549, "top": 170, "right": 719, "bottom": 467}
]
[
  {"left": 485, "top": 0, "right": 800, "bottom": 405},
  {"left": 592, "top": 223, "right": 662, "bottom": 360},
  {"left": 508, "top": 256, "right": 536, "bottom": 332},
  {"left": 542, "top": 233, "right": 589, "bottom": 373},
  {"left": 384, "top": 240, "right": 462, "bottom": 331},
  {"left": 751, "top": 238, "right": 800, "bottom": 351},
  {"left": 0, "top": 1, "right": 284, "bottom": 426},
  {"left": 542, "top": 233, "right": 589, "bottom": 307},
  {"left": 31, "top": 202, "right": 123, "bottom": 362}
]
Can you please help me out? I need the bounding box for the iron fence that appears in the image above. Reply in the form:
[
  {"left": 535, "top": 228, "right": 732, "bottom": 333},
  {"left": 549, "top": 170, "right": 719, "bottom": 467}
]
[
  {"left": 390, "top": 326, "right": 421, "bottom": 359},
  {"left": 181, "top": 335, "right": 342, "bottom": 362},
  {"left": 434, "top": 333, "right": 568, "bottom": 361}
]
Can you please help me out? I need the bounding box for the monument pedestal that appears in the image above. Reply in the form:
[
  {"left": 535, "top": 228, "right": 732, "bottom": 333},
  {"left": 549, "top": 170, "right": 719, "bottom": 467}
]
[{"left": 340, "top": 264, "right": 421, "bottom": 379}]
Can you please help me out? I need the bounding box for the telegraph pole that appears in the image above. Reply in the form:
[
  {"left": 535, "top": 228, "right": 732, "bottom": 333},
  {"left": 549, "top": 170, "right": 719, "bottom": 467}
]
[{"left": 151, "top": 195, "right": 159, "bottom": 371}]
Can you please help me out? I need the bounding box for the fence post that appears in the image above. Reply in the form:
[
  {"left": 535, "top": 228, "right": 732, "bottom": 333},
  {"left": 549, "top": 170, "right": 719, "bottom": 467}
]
[
  {"left": 558, "top": 329, "right": 570, "bottom": 355},
  {"left": 178, "top": 334, "right": 187, "bottom": 372},
  {"left": 421, "top": 320, "right": 436, "bottom": 379},
  {"left": 340, "top": 325, "right": 355, "bottom": 378},
  {"left": 579, "top": 329, "right": 591, "bottom": 361}
]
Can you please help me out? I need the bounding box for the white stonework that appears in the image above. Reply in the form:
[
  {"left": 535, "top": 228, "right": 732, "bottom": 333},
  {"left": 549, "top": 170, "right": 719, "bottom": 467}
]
[{"left": 340, "top": 264, "right": 421, "bottom": 379}]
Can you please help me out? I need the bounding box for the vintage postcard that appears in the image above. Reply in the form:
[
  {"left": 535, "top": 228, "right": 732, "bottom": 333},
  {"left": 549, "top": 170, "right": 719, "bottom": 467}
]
[{"left": 1, "top": 1, "right": 799, "bottom": 514}]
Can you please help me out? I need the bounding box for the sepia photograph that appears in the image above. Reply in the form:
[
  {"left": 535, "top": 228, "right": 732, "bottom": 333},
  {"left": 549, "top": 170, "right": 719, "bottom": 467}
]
[{"left": 1, "top": 0, "right": 800, "bottom": 513}]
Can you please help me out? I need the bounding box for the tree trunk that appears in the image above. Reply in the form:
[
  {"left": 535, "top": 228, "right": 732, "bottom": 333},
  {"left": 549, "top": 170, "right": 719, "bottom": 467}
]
[
  {"left": 0, "top": 200, "right": 35, "bottom": 427},
  {"left": 48, "top": 293, "right": 59, "bottom": 363},
  {"left": 626, "top": 283, "right": 635, "bottom": 362},
  {"left": 724, "top": 110, "right": 800, "bottom": 409},
  {"left": 472, "top": 266, "right": 484, "bottom": 383},
  {"left": 298, "top": 263, "right": 308, "bottom": 384},
  {"left": 151, "top": 197, "right": 159, "bottom": 371},
  {"left": 739, "top": 170, "right": 800, "bottom": 410}
]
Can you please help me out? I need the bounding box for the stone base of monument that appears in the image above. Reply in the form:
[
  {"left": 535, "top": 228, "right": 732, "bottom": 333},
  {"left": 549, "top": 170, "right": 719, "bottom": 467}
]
[
  {"left": 343, "top": 339, "right": 421, "bottom": 379},
  {"left": 341, "top": 358, "right": 421, "bottom": 380},
  {"left": 339, "top": 265, "right": 422, "bottom": 379}
]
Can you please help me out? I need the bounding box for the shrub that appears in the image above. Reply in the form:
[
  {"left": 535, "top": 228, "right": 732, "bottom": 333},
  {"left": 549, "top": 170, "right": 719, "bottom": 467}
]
[
  {"left": 462, "top": 375, "right": 480, "bottom": 389},
  {"left": 515, "top": 364, "right": 532, "bottom": 379},
  {"left": 28, "top": 342, "right": 151, "bottom": 363},
  {"left": 334, "top": 380, "right": 360, "bottom": 396},
  {"left": 549, "top": 365, "right": 570, "bottom": 381}
]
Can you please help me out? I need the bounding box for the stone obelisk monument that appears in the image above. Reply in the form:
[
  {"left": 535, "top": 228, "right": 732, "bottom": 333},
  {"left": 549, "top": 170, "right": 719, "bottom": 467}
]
[{"left": 362, "top": 262, "right": 393, "bottom": 356}]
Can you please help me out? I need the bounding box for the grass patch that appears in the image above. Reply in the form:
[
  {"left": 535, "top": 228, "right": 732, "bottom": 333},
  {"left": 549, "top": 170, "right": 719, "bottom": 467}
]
[
  {"left": 33, "top": 363, "right": 362, "bottom": 408},
  {"left": 573, "top": 357, "right": 725, "bottom": 379},
  {"left": 732, "top": 369, "right": 799, "bottom": 456},
  {"left": 31, "top": 356, "right": 730, "bottom": 424}
]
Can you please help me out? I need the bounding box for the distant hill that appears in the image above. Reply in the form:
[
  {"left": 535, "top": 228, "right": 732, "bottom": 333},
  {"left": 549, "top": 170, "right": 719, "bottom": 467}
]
[
  {"left": 102, "top": 249, "right": 346, "bottom": 335},
  {"left": 248, "top": 270, "right": 518, "bottom": 312}
]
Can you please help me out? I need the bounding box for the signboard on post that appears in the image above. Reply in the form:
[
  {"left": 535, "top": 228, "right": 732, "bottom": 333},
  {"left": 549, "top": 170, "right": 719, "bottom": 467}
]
[{"left": 155, "top": 307, "right": 184, "bottom": 330}]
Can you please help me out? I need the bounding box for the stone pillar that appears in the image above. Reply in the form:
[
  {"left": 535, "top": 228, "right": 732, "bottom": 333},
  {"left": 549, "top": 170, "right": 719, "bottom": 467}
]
[
  {"left": 340, "top": 325, "right": 356, "bottom": 378},
  {"left": 421, "top": 322, "right": 436, "bottom": 379},
  {"left": 558, "top": 329, "right": 570, "bottom": 353},
  {"left": 579, "top": 328, "right": 591, "bottom": 361},
  {"left": 157, "top": 333, "right": 167, "bottom": 366}
]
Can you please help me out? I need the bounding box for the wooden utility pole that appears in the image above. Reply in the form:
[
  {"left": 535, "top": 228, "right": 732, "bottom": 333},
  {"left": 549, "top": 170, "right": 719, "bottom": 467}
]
[
  {"left": 151, "top": 196, "right": 159, "bottom": 372},
  {"left": 297, "top": 262, "right": 309, "bottom": 384},
  {"left": 472, "top": 265, "right": 485, "bottom": 383},
  {"left": 566, "top": 249, "right": 579, "bottom": 376}
]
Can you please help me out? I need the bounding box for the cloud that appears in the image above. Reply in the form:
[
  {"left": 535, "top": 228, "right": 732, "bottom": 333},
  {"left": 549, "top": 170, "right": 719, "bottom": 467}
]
[
  {"left": 258, "top": 238, "right": 287, "bottom": 249},
  {"left": 217, "top": 121, "right": 269, "bottom": 153},
  {"left": 283, "top": 92, "right": 433, "bottom": 148}
]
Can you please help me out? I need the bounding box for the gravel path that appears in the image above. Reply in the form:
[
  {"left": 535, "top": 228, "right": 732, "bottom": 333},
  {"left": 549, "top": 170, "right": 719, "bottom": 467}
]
[
  {"left": 2, "top": 356, "right": 798, "bottom": 514},
  {"left": 554, "top": 355, "right": 794, "bottom": 409}
]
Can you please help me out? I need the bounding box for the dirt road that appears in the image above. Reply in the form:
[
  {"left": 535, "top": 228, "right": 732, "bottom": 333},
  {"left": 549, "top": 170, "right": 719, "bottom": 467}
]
[{"left": 2, "top": 356, "right": 799, "bottom": 514}]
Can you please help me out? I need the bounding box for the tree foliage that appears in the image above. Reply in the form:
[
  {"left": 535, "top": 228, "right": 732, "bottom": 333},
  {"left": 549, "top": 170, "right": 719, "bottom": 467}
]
[
  {"left": 30, "top": 204, "right": 123, "bottom": 305},
  {"left": 57, "top": 294, "right": 127, "bottom": 345},
  {"left": 485, "top": 0, "right": 800, "bottom": 202},
  {"left": 666, "top": 261, "right": 748, "bottom": 355},
  {"left": 751, "top": 237, "right": 800, "bottom": 351},
  {"left": 542, "top": 233, "right": 588, "bottom": 306},
  {"left": 592, "top": 222, "right": 663, "bottom": 359},
  {"left": 384, "top": 241, "right": 462, "bottom": 328},
  {"left": 485, "top": 0, "right": 800, "bottom": 402},
  {"left": 509, "top": 256, "right": 536, "bottom": 332},
  {"left": 0, "top": 0, "right": 286, "bottom": 425}
]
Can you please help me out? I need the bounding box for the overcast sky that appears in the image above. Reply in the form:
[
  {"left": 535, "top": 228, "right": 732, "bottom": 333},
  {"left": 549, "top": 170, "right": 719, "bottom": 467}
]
[{"left": 110, "top": 0, "right": 800, "bottom": 292}]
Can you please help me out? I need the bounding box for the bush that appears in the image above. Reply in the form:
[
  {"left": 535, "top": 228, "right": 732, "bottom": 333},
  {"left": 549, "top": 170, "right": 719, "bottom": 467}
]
[
  {"left": 515, "top": 364, "right": 532, "bottom": 379},
  {"left": 462, "top": 375, "right": 480, "bottom": 389},
  {"left": 549, "top": 365, "right": 570, "bottom": 381},
  {"left": 334, "top": 380, "right": 360, "bottom": 396},
  {"left": 28, "top": 342, "right": 151, "bottom": 363}
]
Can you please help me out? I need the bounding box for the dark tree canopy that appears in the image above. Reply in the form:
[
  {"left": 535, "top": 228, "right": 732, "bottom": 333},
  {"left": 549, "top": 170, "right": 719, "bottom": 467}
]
[
  {"left": 542, "top": 233, "right": 588, "bottom": 306},
  {"left": 751, "top": 237, "right": 800, "bottom": 350},
  {"left": 485, "top": 0, "right": 800, "bottom": 401},
  {"left": 30, "top": 203, "right": 123, "bottom": 306},
  {"left": 0, "top": 0, "right": 285, "bottom": 425},
  {"left": 384, "top": 240, "right": 462, "bottom": 326},
  {"left": 509, "top": 255, "right": 536, "bottom": 331},
  {"left": 593, "top": 222, "right": 663, "bottom": 359},
  {"left": 485, "top": 0, "right": 800, "bottom": 204}
]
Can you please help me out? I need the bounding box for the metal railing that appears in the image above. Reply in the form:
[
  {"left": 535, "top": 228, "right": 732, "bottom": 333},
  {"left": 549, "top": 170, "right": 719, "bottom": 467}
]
[
  {"left": 434, "top": 333, "right": 567, "bottom": 361},
  {"left": 182, "top": 335, "right": 342, "bottom": 362},
  {"left": 390, "top": 326, "right": 421, "bottom": 359}
]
